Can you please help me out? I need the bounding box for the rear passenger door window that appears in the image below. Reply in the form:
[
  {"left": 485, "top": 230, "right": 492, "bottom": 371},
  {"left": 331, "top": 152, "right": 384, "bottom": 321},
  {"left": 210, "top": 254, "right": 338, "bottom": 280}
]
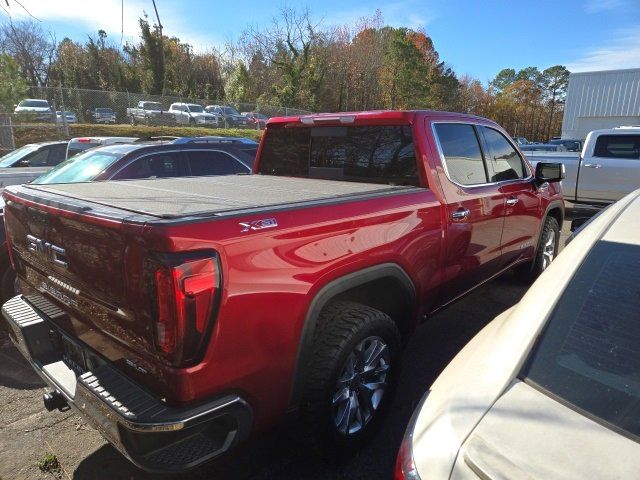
[
  {"left": 111, "top": 153, "right": 185, "bottom": 180},
  {"left": 593, "top": 135, "right": 640, "bottom": 159},
  {"left": 187, "top": 151, "right": 246, "bottom": 176},
  {"left": 433, "top": 123, "right": 487, "bottom": 186},
  {"left": 479, "top": 126, "right": 527, "bottom": 182}
]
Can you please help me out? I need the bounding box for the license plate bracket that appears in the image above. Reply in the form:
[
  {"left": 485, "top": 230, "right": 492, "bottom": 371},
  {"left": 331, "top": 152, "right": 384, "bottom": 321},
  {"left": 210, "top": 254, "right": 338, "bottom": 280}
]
[{"left": 61, "top": 335, "right": 87, "bottom": 375}]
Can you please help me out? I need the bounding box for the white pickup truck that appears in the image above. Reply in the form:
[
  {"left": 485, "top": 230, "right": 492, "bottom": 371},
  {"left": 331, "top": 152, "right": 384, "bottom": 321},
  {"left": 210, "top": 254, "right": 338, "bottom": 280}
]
[{"left": 525, "top": 126, "right": 640, "bottom": 206}]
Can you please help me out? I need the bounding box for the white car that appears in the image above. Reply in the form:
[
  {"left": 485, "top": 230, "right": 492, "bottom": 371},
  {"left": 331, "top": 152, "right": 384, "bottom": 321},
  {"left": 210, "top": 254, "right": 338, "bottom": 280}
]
[
  {"left": 55, "top": 110, "right": 78, "bottom": 124},
  {"left": 65, "top": 136, "right": 139, "bottom": 159},
  {"left": 397, "top": 189, "right": 640, "bottom": 480},
  {"left": 168, "top": 102, "right": 219, "bottom": 126},
  {"left": 13, "top": 98, "right": 54, "bottom": 121}
]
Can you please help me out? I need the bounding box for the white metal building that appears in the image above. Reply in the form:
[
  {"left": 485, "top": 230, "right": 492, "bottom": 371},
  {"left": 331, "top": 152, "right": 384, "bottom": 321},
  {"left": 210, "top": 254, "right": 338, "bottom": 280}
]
[{"left": 561, "top": 68, "right": 640, "bottom": 140}]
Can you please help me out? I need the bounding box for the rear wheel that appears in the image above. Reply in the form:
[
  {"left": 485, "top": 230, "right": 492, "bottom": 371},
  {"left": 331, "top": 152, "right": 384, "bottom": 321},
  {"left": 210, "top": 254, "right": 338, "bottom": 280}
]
[
  {"left": 298, "top": 301, "right": 401, "bottom": 458},
  {"left": 515, "top": 216, "right": 560, "bottom": 282}
]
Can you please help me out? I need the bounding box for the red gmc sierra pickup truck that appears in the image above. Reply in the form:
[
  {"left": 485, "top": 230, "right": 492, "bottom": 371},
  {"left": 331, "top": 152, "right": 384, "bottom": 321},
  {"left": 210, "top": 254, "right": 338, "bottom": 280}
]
[{"left": 1, "top": 110, "right": 564, "bottom": 473}]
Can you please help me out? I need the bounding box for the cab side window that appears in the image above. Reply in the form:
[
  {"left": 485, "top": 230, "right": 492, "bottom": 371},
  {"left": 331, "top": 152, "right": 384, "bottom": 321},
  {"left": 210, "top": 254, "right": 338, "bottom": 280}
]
[
  {"left": 480, "top": 127, "right": 527, "bottom": 181},
  {"left": 434, "top": 123, "right": 487, "bottom": 186},
  {"left": 594, "top": 135, "right": 640, "bottom": 159}
]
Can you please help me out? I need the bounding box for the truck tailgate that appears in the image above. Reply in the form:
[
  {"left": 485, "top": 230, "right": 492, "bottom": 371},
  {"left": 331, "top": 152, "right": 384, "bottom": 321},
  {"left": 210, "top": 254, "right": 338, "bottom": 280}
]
[{"left": 1, "top": 189, "right": 163, "bottom": 386}]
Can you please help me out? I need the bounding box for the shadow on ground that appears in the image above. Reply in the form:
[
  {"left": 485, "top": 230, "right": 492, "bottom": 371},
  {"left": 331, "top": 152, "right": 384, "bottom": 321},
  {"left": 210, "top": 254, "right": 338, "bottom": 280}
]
[
  {"left": 0, "top": 330, "right": 45, "bottom": 390},
  {"left": 72, "top": 273, "right": 528, "bottom": 480}
]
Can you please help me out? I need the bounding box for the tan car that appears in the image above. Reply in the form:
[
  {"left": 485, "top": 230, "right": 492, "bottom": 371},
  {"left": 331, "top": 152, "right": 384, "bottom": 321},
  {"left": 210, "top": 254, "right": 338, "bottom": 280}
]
[{"left": 397, "top": 189, "right": 640, "bottom": 480}]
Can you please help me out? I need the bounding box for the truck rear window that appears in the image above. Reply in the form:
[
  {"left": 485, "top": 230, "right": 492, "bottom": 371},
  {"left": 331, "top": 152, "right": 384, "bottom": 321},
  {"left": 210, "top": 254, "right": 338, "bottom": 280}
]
[
  {"left": 522, "top": 240, "right": 640, "bottom": 440},
  {"left": 258, "top": 125, "right": 421, "bottom": 186}
]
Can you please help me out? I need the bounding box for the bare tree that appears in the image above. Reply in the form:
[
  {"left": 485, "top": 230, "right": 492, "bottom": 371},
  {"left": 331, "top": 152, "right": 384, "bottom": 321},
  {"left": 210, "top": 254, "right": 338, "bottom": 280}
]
[
  {"left": 240, "top": 7, "right": 323, "bottom": 107},
  {"left": 0, "top": 20, "right": 56, "bottom": 86}
]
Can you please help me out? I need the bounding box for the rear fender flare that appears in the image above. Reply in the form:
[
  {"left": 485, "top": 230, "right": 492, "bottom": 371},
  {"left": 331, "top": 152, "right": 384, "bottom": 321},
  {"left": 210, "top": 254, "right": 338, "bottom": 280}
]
[{"left": 288, "top": 263, "right": 415, "bottom": 409}]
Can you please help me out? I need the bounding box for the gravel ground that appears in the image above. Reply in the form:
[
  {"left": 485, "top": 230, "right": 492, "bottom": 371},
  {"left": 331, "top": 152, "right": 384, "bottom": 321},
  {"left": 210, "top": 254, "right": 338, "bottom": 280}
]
[{"left": 0, "top": 212, "right": 585, "bottom": 480}]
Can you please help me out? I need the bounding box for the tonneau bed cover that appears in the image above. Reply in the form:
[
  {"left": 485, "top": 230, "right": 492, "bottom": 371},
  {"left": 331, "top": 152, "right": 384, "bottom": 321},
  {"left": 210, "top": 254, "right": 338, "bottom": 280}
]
[{"left": 20, "top": 175, "right": 416, "bottom": 219}]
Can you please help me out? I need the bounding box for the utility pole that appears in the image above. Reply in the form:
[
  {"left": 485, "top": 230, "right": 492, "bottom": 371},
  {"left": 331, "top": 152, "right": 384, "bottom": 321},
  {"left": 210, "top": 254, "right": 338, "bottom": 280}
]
[{"left": 151, "top": 0, "right": 167, "bottom": 96}]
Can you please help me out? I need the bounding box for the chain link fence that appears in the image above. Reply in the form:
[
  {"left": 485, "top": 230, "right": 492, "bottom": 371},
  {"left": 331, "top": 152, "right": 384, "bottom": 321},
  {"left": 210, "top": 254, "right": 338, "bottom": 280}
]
[{"left": 0, "top": 86, "right": 312, "bottom": 153}]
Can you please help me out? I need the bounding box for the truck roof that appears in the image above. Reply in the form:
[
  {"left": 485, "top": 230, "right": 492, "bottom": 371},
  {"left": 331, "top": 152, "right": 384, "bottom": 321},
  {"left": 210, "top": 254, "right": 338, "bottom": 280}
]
[
  {"left": 266, "top": 110, "right": 494, "bottom": 127},
  {"left": 22, "top": 175, "right": 414, "bottom": 220},
  {"left": 585, "top": 127, "right": 640, "bottom": 136}
]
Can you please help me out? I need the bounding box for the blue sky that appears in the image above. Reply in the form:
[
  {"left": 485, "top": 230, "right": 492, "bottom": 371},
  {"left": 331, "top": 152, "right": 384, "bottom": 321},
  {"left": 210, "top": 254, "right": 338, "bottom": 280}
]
[{"left": 2, "top": 0, "right": 640, "bottom": 82}]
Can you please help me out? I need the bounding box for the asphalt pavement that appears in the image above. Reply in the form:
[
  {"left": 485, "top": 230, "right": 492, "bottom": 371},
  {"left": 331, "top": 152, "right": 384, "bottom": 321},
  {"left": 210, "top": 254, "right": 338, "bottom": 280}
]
[{"left": 0, "top": 213, "right": 582, "bottom": 480}]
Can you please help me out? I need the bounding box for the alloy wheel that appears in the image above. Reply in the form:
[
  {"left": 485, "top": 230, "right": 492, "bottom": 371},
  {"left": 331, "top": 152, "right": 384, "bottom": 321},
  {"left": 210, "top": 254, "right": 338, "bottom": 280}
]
[
  {"left": 331, "top": 336, "right": 390, "bottom": 435},
  {"left": 542, "top": 229, "right": 556, "bottom": 270}
]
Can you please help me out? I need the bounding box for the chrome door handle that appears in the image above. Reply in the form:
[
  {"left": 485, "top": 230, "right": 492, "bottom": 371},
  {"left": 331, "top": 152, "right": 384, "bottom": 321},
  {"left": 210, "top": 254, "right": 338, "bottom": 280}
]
[
  {"left": 583, "top": 163, "right": 602, "bottom": 168},
  {"left": 451, "top": 208, "right": 470, "bottom": 220},
  {"left": 506, "top": 197, "right": 519, "bottom": 206}
]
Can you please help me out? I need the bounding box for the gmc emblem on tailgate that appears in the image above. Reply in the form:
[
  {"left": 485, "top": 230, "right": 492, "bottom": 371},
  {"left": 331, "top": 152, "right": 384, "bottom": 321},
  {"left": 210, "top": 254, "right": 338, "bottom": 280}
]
[{"left": 26, "top": 235, "right": 68, "bottom": 268}]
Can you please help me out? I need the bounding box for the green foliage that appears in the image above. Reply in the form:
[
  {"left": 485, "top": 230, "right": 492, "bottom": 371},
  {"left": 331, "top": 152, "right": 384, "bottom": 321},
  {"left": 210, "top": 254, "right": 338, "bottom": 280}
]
[
  {"left": 0, "top": 53, "right": 28, "bottom": 110},
  {"left": 490, "top": 68, "right": 516, "bottom": 92},
  {"left": 13, "top": 124, "right": 262, "bottom": 148},
  {"left": 382, "top": 28, "right": 430, "bottom": 109},
  {"left": 225, "top": 61, "right": 250, "bottom": 103},
  {"left": 37, "top": 452, "right": 60, "bottom": 473},
  {"left": 485, "top": 65, "right": 571, "bottom": 140},
  {"left": 1, "top": 10, "right": 569, "bottom": 141}
]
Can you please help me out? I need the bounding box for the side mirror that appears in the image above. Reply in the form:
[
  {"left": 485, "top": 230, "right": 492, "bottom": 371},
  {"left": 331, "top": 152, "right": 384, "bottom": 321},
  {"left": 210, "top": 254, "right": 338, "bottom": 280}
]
[
  {"left": 18, "top": 159, "right": 30, "bottom": 167},
  {"left": 535, "top": 162, "right": 564, "bottom": 183}
]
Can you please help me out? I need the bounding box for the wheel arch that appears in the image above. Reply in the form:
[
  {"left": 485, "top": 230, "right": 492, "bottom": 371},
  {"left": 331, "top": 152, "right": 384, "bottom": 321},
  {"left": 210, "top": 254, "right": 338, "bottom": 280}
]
[
  {"left": 544, "top": 200, "right": 565, "bottom": 230},
  {"left": 288, "top": 263, "right": 416, "bottom": 409}
]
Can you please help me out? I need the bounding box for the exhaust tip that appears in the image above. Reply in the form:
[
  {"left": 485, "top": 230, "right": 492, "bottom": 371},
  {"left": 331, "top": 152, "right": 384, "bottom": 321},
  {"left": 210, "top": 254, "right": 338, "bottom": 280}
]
[{"left": 43, "top": 390, "right": 68, "bottom": 412}]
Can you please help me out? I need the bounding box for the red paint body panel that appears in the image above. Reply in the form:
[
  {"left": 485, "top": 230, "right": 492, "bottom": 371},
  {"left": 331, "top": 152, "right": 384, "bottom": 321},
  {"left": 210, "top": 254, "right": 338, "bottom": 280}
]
[{"left": 1, "top": 110, "right": 563, "bottom": 434}]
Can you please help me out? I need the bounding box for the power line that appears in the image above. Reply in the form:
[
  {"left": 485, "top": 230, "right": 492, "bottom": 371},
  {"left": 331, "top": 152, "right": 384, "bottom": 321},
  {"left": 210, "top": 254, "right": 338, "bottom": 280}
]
[{"left": 12, "top": 0, "right": 40, "bottom": 21}]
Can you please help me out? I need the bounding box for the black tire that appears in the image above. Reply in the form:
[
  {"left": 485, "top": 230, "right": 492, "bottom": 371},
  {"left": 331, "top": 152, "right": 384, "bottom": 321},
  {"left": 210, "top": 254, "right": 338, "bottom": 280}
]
[
  {"left": 189, "top": 117, "right": 195, "bottom": 125},
  {"left": 0, "top": 267, "right": 16, "bottom": 304},
  {"left": 515, "top": 216, "right": 560, "bottom": 282},
  {"left": 297, "top": 301, "right": 401, "bottom": 458}
]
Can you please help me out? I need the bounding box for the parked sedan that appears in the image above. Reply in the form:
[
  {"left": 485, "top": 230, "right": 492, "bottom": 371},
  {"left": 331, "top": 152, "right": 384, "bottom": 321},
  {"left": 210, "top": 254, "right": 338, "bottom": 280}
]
[
  {"left": 241, "top": 111, "right": 269, "bottom": 129},
  {"left": 0, "top": 141, "right": 68, "bottom": 170},
  {"left": 55, "top": 110, "right": 78, "bottom": 124},
  {"left": 13, "top": 98, "right": 54, "bottom": 122},
  {"left": 0, "top": 143, "right": 253, "bottom": 302},
  {"left": 205, "top": 105, "right": 249, "bottom": 127},
  {"left": 396, "top": 189, "right": 640, "bottom": 480}
]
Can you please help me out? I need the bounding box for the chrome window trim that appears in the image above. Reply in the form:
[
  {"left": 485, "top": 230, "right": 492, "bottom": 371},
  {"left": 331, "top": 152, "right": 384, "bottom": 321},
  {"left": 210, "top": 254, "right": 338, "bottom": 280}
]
[
  {"left": 109, "top": 148, "right": 251, "bottom": 179},
  {"left": 430, "top": 120, "right": 534, "bottom": 190}
]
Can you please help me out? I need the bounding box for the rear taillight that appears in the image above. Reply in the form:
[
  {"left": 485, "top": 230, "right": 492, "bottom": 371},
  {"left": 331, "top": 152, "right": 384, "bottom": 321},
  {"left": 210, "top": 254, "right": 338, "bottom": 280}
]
[
  {"left": 394, "top": 431, "right": 421, "bottom": 480},
  {"left": 153, "top": 254, "right": 220, "bottom": 366},
  {"left": 394, "top": 391, "right": 429, "bottom": 480}
]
